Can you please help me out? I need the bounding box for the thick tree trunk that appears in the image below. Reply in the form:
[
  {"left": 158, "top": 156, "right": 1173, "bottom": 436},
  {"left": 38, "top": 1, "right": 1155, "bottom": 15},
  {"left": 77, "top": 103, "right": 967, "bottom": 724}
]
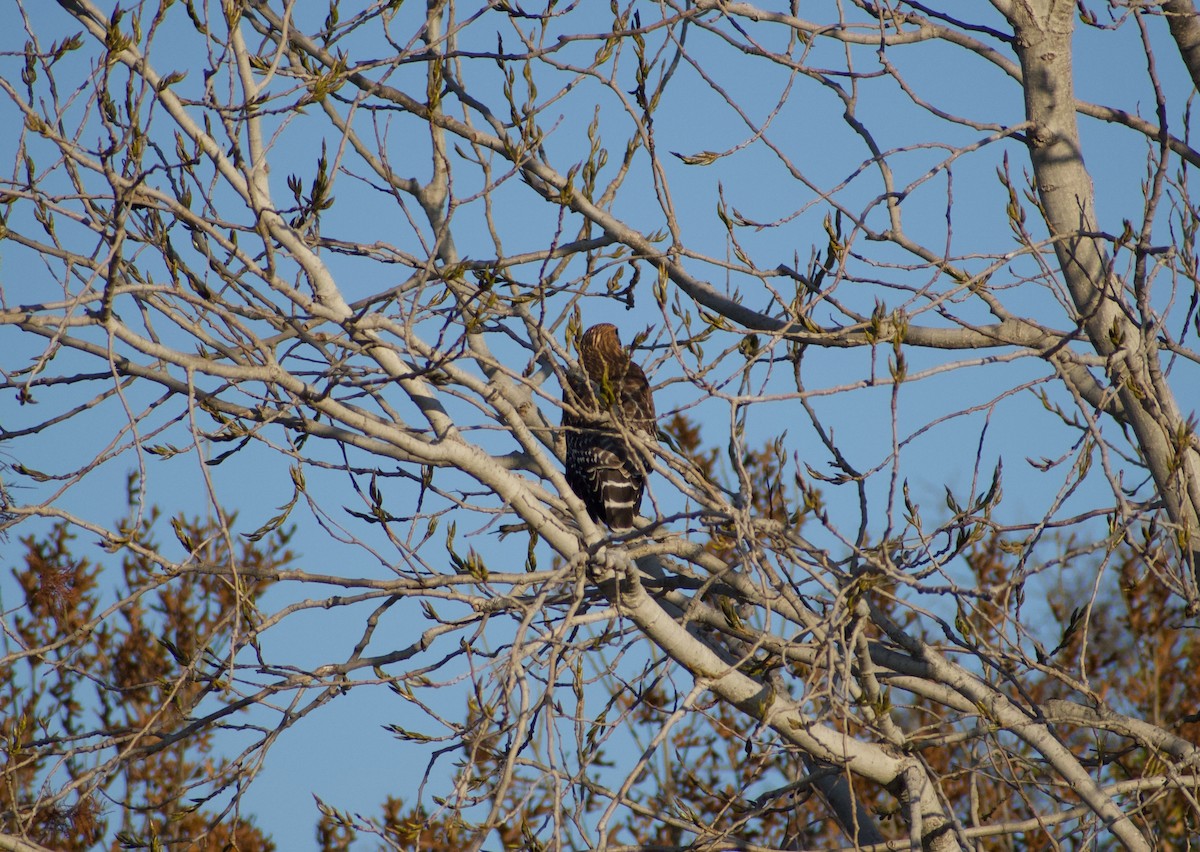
[
  {"left": 1163, "top": 0, "right": 1200, "bottom": 91},
  {"left": 1008, "top": 0, "right": 1200, "bottom": 604}
]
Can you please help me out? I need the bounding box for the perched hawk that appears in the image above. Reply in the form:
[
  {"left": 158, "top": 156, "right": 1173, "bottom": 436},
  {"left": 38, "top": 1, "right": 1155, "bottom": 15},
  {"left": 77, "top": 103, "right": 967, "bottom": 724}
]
[{"left": 562, "top": 324, "right": 656, "bottom": 533}]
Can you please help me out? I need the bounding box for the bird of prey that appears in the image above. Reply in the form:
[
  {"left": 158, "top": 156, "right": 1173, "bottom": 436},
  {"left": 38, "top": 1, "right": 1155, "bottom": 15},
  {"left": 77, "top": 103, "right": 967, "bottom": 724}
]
[{"left": 562, "top": 323, "right": 656, "bottom": 533}]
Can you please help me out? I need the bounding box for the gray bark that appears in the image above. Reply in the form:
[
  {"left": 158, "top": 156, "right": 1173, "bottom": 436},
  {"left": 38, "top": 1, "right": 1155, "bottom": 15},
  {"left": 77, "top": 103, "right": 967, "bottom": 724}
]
[
  {"left": 1007, "top": 0, "right": 1200, "bottom": 601},
  {"left": 1164, "top": 0, "right": 1200, "bottom": 91}
]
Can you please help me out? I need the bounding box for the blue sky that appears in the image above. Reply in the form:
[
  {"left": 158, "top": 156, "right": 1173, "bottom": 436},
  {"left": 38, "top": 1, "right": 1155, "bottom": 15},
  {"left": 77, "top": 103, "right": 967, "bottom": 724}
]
[{"left": 1, "top": 1, "right": 1198, "bottom": 848}]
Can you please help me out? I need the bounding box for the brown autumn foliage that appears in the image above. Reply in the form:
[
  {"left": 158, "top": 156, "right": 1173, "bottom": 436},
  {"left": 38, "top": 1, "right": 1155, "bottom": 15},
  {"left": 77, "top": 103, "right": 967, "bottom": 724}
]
[
  {"left": 322, "top": 416, "right": 1200, "bottom": 850},
  {"left": 2, "top": 474, "right": 288, "bottom": 851},
  {"left": 3, "top": 418, "right": 1195, "bottom": 850}
]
